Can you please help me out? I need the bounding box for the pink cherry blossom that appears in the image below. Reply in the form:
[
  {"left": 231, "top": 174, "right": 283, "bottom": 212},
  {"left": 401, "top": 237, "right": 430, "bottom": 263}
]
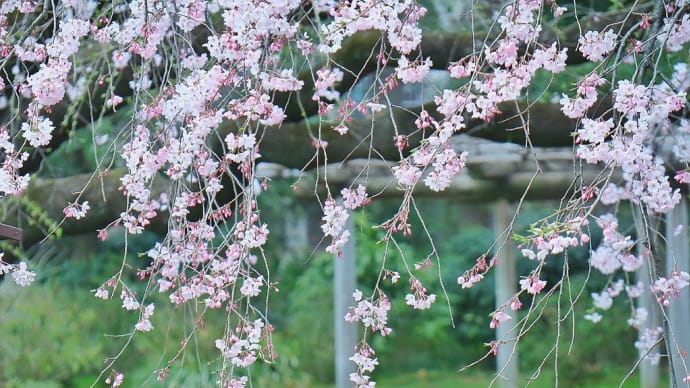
[
  {"left": 520, "top": 276, "right": 547, "bottom": 295},
  {"left": 578, "top": 29, "right": 617, "bottom": 61}
]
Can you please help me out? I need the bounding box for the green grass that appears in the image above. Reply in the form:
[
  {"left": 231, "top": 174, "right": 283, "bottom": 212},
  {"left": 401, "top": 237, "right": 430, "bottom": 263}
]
[
  {"left": 376, "top": 369, "right": 486, "bottom": 388},
  {"left": 374, "top": 367, "right": 669, "bottom": 388}
]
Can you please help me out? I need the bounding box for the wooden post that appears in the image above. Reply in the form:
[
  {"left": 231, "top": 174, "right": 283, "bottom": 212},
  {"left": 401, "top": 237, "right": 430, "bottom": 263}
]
[
  {"left": 633, "top": 208, "right": 660, "bottom": 388},
  {"left": 284, "top": 198, "right": 308, "bottom": 256},
  {"left": 334, "top": 215, "right": 357, "bottom": 388},
  {"left": 665, "top": 197, "right": 690, "bottom": 387},
  {"left": 494, "top": 199, "right": 519, "bottom": 388}
]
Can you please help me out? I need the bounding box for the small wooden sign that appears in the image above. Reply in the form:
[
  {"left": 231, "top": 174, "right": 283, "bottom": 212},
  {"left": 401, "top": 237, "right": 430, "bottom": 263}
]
[{"left": 0, "top": 223, "right": 22, "bottom": 241}]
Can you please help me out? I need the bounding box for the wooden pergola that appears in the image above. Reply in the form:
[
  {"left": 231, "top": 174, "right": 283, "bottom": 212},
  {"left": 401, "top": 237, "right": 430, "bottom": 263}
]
[
  {"left": 1, "top": 52, "right": 684, "bottom": 387},
  {"left": 259, "top": 129, "right": 686, "bottom": 388}
]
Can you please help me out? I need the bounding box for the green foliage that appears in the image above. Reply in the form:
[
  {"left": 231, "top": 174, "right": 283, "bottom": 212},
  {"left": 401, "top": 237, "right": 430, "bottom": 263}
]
[
  {"left": 15, "top": 196, "right": 62, "bottom": 239},
  {"left": 0, "top": 275, "right": 236, "bottom": 387},
  {"left": 0, "top": 187, "right": 654, "bottom": 387},
  {"left": 0, "top": 235, "right": 220, "bottom": 387},
  {"left": 38, "top": 105, "right": 129, "bottom": 179},
  {"left": 284, "top": 253, "right": 335, "bottom": 382},
  {"left": 249, "top": 334, "right": 320, "bottom": 387},
  {"left": 350, "top": 204, "right": 498, "bottom": 372},
  {"left": 0, "top": 283, "right": 117, "bottom": 386},
  {"left": 518, "top": 275, "right": 639, "bottom": 386}
]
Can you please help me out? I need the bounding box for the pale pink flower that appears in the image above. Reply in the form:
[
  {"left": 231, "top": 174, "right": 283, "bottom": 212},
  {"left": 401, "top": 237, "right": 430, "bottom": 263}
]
[
  {"left": 27, "top": 60, "right": 70, "bottom": 106},
  {"left": 635, "top": 327, "right": 663, "bottom": 365},
  {"left": 591, "top": 291, "right": 613, "bottom": 310},
  {"left": 627, "top": 307, "right": 648, "bottom": 327},
  {"left": 11, "top": 262, "right": 35, "bottom": 286},
  {"left": 345, "top": 292, "right": 392, "bottom": 336},
  {"left": 519, "top": 276, "right": 546, "bottom": 294},
  {"left": 106, "top": 372, "right": 124, "bottom": 387},
  {"left": 486, "top": 39, "right": 518, "bottom": 67},
  {"left": 135, "top": 319, "right": 153, "bottom": 332},
  {"left": 626, "top": 281, "right": 645, "bottom": 298},
  {"left": 396, "top": 56, "right": 431, "bottom": 83},
  {"left": 121, "top": 291, "right": 140, "bottom": 311},
  {"left": 489, "top": 311, "right": 512, "bottom": 329},
  {"left": 21, "top": 116, "right": 55, "bottom": 147},
  {"left": 240, "top": 276, "right": 263, "bottom": 297},
  {"left": 106, "top": 95, "right": 124, "bottom": 109},
  {"left": 651, "top": 271, "right": 690, "bottom": 306},
  {"left": 342, "top": 185, "right": 369, "bottom": 209},
  {"left": 584, "top": 312, "right": 602, "bottom": 323},
  {"left": 94, "top": 288, "right": 110, "bottom": 300},
  {"left": 334, "top": 124, "right": 349, "bottom": 135},
  {"left": 458, "top": 273, "right": 483, "bottom": 288},
  {"left": 553, "top": 6, "right": 567, "bottom": 17},
  {"left": 577, "top": 118, "right": 613, "bottom": 144},
  {"left": 662, "top": 14, "right": 690, "bottom": 52},
  {"left": 449, "top": 59, "right": 477, "bottom": 78},
  {"left": 405, "top": 292, "right": 436, "bottom": 310},
  {"left": 313, "top": 68, "right": 344, "bottom": 101},
  {"left": 261, "top": 69, "right": 304, "bottom": 92},
  {"left": 63, "top": 201, "right": 90, "bottom": 219},
  {"left": 613, "top": 80, "right": 649, "bottom": 115},
  {"left": 392, "top": 163, "right": 421, "bottom": 187}
]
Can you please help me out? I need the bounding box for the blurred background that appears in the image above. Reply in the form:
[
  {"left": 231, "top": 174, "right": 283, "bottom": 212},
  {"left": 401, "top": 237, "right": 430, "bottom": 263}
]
[{"left": 0, "top": 176, "right": 656, "bottom": 387}]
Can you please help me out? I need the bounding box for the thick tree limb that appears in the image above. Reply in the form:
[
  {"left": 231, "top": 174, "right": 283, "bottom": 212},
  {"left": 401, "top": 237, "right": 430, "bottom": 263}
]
[
  {"left": 1, "top": 169, "right": 171, "bottom": 247},
  {"left": 241, "top": 99, "right": 580, "bottom": 169},
  {"left": 277, "top": 8, "right": 644, "bottom": 120}
]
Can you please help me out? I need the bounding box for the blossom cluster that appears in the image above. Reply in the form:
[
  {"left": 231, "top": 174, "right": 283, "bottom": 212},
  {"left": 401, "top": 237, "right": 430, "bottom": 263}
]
[
  {"left": 519, "top": 275, "right": 546, "bottom": 295},
  {"left": 135, "top": 303, "right": 156, "bottom": 332},
  {"left": 0, "top": 259, "right": 36, "bottom": 287},
  {"left": 321, "top": 185, "right": 369, "bottom": 255},
  {"left": 64, "top": 201, "right": 90, "bottom": 220},
  {"left": 560, "top": 73, "right": 606, "bottom": 118},
  {"left": 320, "top": 0, "right": 426, "bottom": 55},
  {"left": 389, "top": 0, "right": 568, "bottom": 200},
  {"left": 662, "top": 14, "right": 690, "bottom": 52},
  {"left": 589, "top": 214, "right": 642, "bottom": 275},
  {"left": 405, "top": 277, "right": 436, "bottom": 310},
  {"left": 635, "top": 326, "right": 664, "bottom": 365},
  {"left": 457, "top": 254, "right": 494, "bottom": 289},
  {"left": 343, "top": 290, "right": 391, "bottom": 385},
  {"left": 519, "top": 217, "right": 589, "bottom": 261},
  {"left": 215, "top": 319, "right": 266, "bottom": 368},
  {"left": 314, "top": 67, "right": 344, "bottom": 101},
  {"left": 571, "top": 64, "right": 687, "bottom": 214},
  {"left": 345, "top": 289, "right": 392, "bottom": 336},
  {"left": 584, "top": 279, "right": 627, "bottom": 323},
  {"left": 578, "top": 30, "right": 617, "bottom": 62},
  {"left": 349, "top": 342, "right": 379, "bottom": 388},
  {"left": 651, "top": 270, "right": 690, "bottom": 306}
]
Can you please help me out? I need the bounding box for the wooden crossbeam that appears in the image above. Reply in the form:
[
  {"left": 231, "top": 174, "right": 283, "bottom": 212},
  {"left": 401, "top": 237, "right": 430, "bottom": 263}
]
[{"left": 0, "top": 223, "right": 22, "bottom": 241}]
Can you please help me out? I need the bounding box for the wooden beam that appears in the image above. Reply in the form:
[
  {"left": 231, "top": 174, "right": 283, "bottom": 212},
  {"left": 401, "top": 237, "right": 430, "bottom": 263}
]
[{"left": 0, "top": 223, "right": 22, "bottom": 241}]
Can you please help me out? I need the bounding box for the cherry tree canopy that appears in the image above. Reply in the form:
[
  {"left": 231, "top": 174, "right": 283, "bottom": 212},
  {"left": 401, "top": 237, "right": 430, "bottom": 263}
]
[{"left": 2, "top": 0, "right": 690, "bottom": 386}]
